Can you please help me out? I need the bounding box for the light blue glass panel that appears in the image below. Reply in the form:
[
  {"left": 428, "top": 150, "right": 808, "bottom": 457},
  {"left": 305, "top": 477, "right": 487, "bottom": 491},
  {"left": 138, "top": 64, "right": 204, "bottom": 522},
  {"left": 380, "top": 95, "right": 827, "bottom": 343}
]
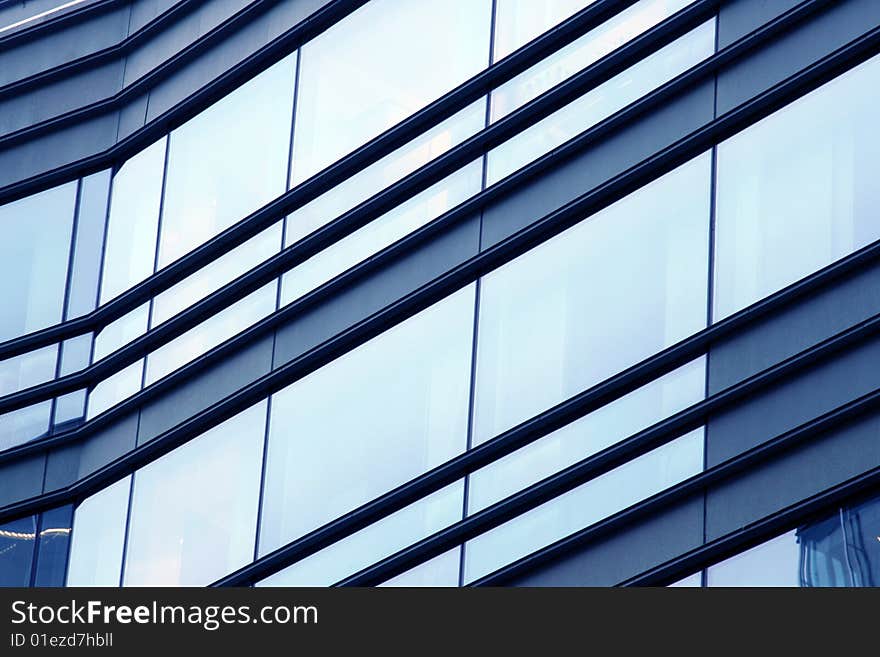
[
  {"left": 713, "top": 53, "right": 880, "bottom": 320},
  {"left": 285, "top": 100, "right": 486, "bottom": 248},
  {"left": 257, "top": 483, "right": 463, "bottom": 587},
  {"left": 66, "top": 476, "right": 131, "bottom": 586},
  {"left": 468, "top": 357, "right": 705, "bottom": 513},
  {"left": 487, "top": 19, "right": 714, "bottom": 184},
  {"left": 489, "top": 0, "right": 692, "bottom": 123},
  {"left": 379, "top": 549, "right": 461, "bottom": 587},
  {"left": 157, "top": 54, "right": 296, "bottom": 269},
  {"left": 0, "top": 181, "right": 76, "bottom": 341},
  {"left": 66, "top": 170, "right": 111, "bottom": 319},
  {"left": 92, "top": 303, "right": 149, "bottom": 362},
  {"left": 144, "top": 282, "right": 277, "bottom": 386},
  {"left": 53, "top": 333, "right": 93, "bottom": 428},
  {"left": 99, "top": 138, "right": 166, "bottom": 304},
  {"left": 706, "top": 531, "right": 801, "bottom": 587},
  {"left": 123, "top": 401, "right": 267, "bottom": 586},
  {"left": 259, "top": 285, "right": 476, "bottom": 556},
  {"left": 668, "top": 572, "right": 702, "bottom": 587},
  {"left": 281, "top": 160, "right": 483, "bottom": 307},
  {"left": 151, "top": 221, "right": 282, "bottom": 326},
  {"left": 291, "top": 0, "right": 491, "bottom": 184},
  {"left": 473, "top": 154, "right": 711, "bottom": 443},
  {"left": 0, "top": 346, "right": 57, "bottom": 450},
  {"left": 463, "top": 428, "right": 704, "bottom": 583},
  {"left": 86, "top": 360, "right": 143, "bottom": 420},
  {"left": 493, "top": 0, "right": 598, "bottom": 61}
]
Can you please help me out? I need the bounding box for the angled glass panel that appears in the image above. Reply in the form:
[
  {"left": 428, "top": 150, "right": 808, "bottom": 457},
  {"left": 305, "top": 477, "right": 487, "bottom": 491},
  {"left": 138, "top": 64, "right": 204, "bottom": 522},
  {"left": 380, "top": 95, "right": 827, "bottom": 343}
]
[
  {"left": 0, "top": 181, "right": 76, "bottom": 341},
  {"left": 259, "top": 285, "right": 476, "bottom": 556},
  {"left": 668, "top": 572, "right": 703, "bottom": 587},
  {"left": 92, "top": 303, "right": 148, "bottom": 362},
  {"left": 157, "top": 53, "right": 296, "bottom": 268},
  {"left": 66, "top": 476, "right": 131, "bottom": 587},
  {"left": 0, "top": 346, "right": 57, "bottom": 450},
  {"left": 123, "top": 401, "right": 267, "bottom": 586},
  {"left": 463, "top": 428, "right": 704, "bottom": 583},
  {"left": 285, "top": 99, "right": 486, "bottom": 248},
  {"left": 706, "top": 531, "right": 802, "bottom": 587},
  {"left": 490, "top": 0, "right": 692, "bottom": 122},
  {"left": 473, "top": 154, "right": 711, "bottom": 443},
  {"left": 493, "top": 0, "right": 598, "bottom": 61},
  {"left": 52, "top": 334, "right": 93, "bottom": 429},
  {"left": 66, "top": 170, "right": 111, "bottom": 320},
  {"left": 468, "top": 357, "right": 706, "bottom": 513},
  {"left": 291, "top": 0, "right": 491, "bottom": 184},
  {"left": 0, "top": 515, "right": 36, "bottom": 587},
  {"left": 151, "top": 221, "right": 283, "bottom": 326},
  {"left": 257, "top": 483, "right": 463, "bottom": 587},
  {"left": 379, "top": 549, "right": 461, "bottom": 587},
  {"left": 713, "top": 53, "right": 880, "bottom": 320},
  {"left": 281, "top": 160, "right": 483, "bottom": 307},
  {"left": 86, "top": 360, "right": 143, "bottom": 420},
  {"left": 144, "top": 281, "right": 277, "bottom": 386},
  {"left": 487, "top": 19, "right": 715, "bottom": 184},
  {"left": 99, "top": 138, "right": 166, "bottom": 304},
  {"left": 33, "top": 505, "right": 73, "bottom": 587}
]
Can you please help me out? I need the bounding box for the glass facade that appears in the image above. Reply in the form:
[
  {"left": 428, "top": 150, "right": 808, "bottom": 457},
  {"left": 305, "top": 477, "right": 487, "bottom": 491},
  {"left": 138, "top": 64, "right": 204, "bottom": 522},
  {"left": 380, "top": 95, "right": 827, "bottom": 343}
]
[{"left": 0, "top": 0, "right": 878, "bottom": 590}]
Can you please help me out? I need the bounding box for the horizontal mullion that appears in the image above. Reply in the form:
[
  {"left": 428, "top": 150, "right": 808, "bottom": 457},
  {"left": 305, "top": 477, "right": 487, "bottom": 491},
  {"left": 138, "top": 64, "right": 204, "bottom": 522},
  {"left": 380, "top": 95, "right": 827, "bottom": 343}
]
[
  {"left": 0, "top": 0, "right": 118, "bottom": 47},
  {"left": 0, "top": 0, "right": 867, "bottom": 543},
  {"left": 0, "top": 0, "right": 709, "bottom": 360},
  {"left": 0, "top": 0, "right": 727, "bottom": 412}
]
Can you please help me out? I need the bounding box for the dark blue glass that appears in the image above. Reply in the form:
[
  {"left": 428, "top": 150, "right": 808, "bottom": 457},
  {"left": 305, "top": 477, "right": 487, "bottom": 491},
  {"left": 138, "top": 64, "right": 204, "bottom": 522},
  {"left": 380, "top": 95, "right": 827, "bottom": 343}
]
[
  {"left": 33, "top": 505, "right": 74, "bottom": 587},
  {"left": 0, "top": 515, "right": 36, "bottom": 587}
]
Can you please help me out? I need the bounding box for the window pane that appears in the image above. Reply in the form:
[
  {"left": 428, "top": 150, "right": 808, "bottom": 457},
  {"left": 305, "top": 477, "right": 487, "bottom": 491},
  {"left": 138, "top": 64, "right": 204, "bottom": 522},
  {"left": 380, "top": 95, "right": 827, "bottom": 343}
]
[
  {"left": 52, "top": 334, "right": 93, "bottom": 429},
  {"left": 86, "top": 360, "right": 143, "bottom": 420},
  {"left": 463, "top": 428, "right": 704, "bottom": 583},
  {"left": 285, "top": 100, "right": 486, "bottom": 248},
  {"left": 0, "top": 181, "right": 76, "bottom": 341},
  {"left": 291, "top": 0, "right": 491, "bottom": 184},
  {"left": 33, "top": 505, "right": 73, "bottom": 587},
  {"left": 281, "top": 160, "right": 483, "bottom": 307},
  {"left": 66, "top": 170, "right": 111, "bottom": 320},
  {"left": 257, "top": 483, "right": 463, "bottom": 587},
  {"left": 0, "top": 515, "right": 36, "bottom": 586},
  {"left": 259, "top": 285, "right": 476, "bottom": 556},
  {"left": 99, "top": 138, "right": 166, "bottom": 304},
  {"left": 491, "top": 0, "right": 692, "bottom": 123},
  {"left": 713, "top": 53, "right": 880, "bottom": 320},
  {"left": 157, "top": 54, "right": 296, "bottom": 269},
  {"left": 706, "top": 531, "right": 802, "bottom": 587},
  {"left": 0, "top": 346, "right": 57, "bottom": 450},
  {"left": 468, "top": 357, "right": 706, "bottom": 514},
  {"left": 144, "top": 282, "right": 277, "bottom": 386},
  {"left": 487, "top": 19, "right": 714, "bottom": 184},
  {"left": 151, "top": 221, "right": 283, "bottom": 326},
  {"left": 473, "top": 154, "right": 711, "bottom": 443},
  {"left": 668, "top": 572, "right": 703, "bottom": 587},
  {"left": 493, "top": 0, "right": 598, "bottom": 61},
  {"left": 123, "top": 401, "right": 267, "bottom": 586},
  {"left": 380, "top": 549, "right": 461, "bottom": 587},
  {"left": 66, "top": 476, "right": 131, "bottom": 587}
]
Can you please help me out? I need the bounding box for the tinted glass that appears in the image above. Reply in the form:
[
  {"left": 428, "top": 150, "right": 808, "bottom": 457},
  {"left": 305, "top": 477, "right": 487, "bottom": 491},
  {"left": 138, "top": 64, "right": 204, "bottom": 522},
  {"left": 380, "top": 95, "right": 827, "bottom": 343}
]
[
  {"left": 259, "top": 286, "right": 476, "bottom": 555},
  {"left": 0, "top": 346, "right": 57, "bottom": 449},
  {"left": 493, "top": 0, "right": 597, "bottom": 61},
  {"left": 33, "top": 505, "right": 73, "bottom": 587},
  {"left": 0, "top": 515, "right": 36, "bottom": 586},
  {"left": 66, "top": 170, "right": 111, "bottom": 319}
]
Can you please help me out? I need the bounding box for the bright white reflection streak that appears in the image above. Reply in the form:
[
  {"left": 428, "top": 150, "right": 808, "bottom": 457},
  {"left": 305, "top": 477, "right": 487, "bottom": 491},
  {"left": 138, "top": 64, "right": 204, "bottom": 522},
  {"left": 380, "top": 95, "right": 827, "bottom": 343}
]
[{"left": 0, "top": 0, "right": 91, "bottom": 35}]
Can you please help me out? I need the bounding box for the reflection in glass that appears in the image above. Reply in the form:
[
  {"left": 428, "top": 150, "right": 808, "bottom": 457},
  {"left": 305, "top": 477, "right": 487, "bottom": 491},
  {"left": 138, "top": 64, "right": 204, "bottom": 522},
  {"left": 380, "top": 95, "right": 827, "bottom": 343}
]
[
  {"left": 487, "top": 19, "right": 714, "bottom": 184},
  {"left": 463, "top": 429, "right": 704, "bottom": 583},
  {"left": 52, "top": 334, "right": 93, "bottom": 428},
  {"left": 145, "top": 282, "right": 277, "bottom": 386},
  {"left": 493, "top": 0, "right": 599, "bottom": 61},
  {"left": 66, "top": 170, "right": 111, "bottom": 319},
  {"left": 66, "top": 476, "right": 131, "bottom": 586},
  {"left": 257, "top": 484, "right": 463, "bottom": 587},
  {"left": 99, "top": 138, "right": 166, "bottom": 304},
  {"left": 0, "top": 181, "right": 76, "bottom": 341},
  {"left": 285, "top": 100, "right": 486, "bottom": 248},
  {"left": 668, "top": 572, "right": 702, "bottom": 587},
  {"left": 86, "top": 360, "right": 143, "bottom": 420},
  {"left": 123, "top": 402, "right": 266, "bottom": 586},
  {"left": 0, "top": 346, "right": 57, "bottom": 450},
  {"left": 379, "top": 549, "right": 462, "bottom": 587},
  {"left": 0, "top": 515, "right": 36, "bottom": 586},
  {"left": 33, "top": 505, "right": 73, "bottom": 587},
  {"left": 490, "top": 0, "right": 692, "bottom": 122},
  {"left": 259, "top": 286, "right": 475, "bottom": 555},
  {"left": 713, "top": 52, "right": 880, "bottom": 320},
  {"left": 281, "top": 160, "right": 483, "bottom": 307},
  {"left": 468, "top": 357, "right": 706, "bottom": 513},
  {"left": 157, "top": 54, "right": 295, "bottom": 268},
  {"left": 291, "top": 0, "right": 491, "bottom": 184},
  {"left": 93, "top": 303, "right": 149, "bottom": 362},
  {"left": 473, "top": 154, "right": 711, "bottom": 442}
]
